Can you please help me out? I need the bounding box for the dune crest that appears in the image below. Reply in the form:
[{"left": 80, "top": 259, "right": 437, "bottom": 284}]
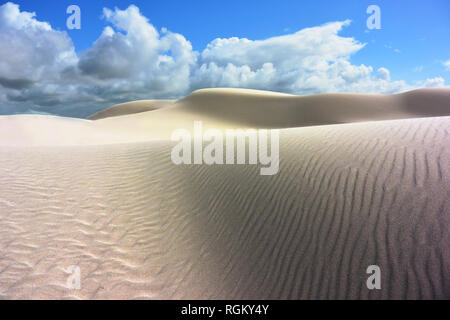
[
  {"left": 175, "top": 87, "right": 450, "bottom": 127},
  {"left": 88, "top": 99, "right": 175, "bottom": 120},
  {"left": 0, "top": 87, "right": 449, "bottom": 146}
]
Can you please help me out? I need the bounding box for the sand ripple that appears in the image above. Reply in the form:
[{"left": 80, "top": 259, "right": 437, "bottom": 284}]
[{"left": 0, "top": 116, "right": 449, "bottom": 299}]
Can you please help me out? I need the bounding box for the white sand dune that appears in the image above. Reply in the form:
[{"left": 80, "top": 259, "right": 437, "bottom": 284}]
[
  {"left": 0, "top": 88, "right": 449, "bottom": 299},
  {"left": 88, "top": 99, "right": 175, "bottom": 120},
  {"left": 1, "top": 87, "right": 449, "bottom": 146}
]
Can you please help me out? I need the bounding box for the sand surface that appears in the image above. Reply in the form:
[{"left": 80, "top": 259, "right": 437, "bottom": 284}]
[{"left": 0, "top": 88, "right": 449, "bottom": 299}]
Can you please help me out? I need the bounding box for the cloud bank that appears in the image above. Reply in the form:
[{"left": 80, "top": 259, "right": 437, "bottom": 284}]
[{"left": 0, "top": 2, "right": 446, "bottom": 117}]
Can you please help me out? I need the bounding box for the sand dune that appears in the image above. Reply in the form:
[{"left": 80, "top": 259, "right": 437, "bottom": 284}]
[
  {"left": 0, "top": 88, "right": 449, "bottom": 299},
  {"left": 0, "top": 87, "right": 449, "bottom": 146},
  {"left": 176, "top": 87, "right": 450, "bottom": 127},
  {"left": 88, "top": 100, "right": 174, "bottom": 120}
]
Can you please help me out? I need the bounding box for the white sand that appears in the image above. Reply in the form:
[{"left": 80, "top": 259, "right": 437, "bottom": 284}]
[
  {"left": 1, "top": 87, "right": 449, "bottom": 146},
  {"left": 0, "top": 88, "right": 449, "bottom": 299}
]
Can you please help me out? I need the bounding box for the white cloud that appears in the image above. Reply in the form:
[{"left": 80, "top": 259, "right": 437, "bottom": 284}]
[
  {"left": 443, "top": 60, "right": 450, "bottom": 71},
  {"left": 192, "top": 22, "right": 409, "bottom": 94},
  {"left": 0, "top": 2, "right": 76, "bottom": 82},
  {"left": 0, "top": 2, "right": 80, "bottom": 114},
  {"left": 421, "top": 77, "right": 445, "bottom": 88},
  {"left": 77, "top": 5, "right": 196, "bottom": 98},
  {"left": 0, "top": 2, "right": 446, "bottom": 117},
  {"left": 376, "top": 67, "right": 390, "bottom": 80}
]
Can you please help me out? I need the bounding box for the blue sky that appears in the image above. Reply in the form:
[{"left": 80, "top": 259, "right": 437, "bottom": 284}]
[
  {"left": 0, "top": 0, "right": 449, "bottom": 116},
  {"left": 14, "top": 0, "right": 450, "bottom": 83}
]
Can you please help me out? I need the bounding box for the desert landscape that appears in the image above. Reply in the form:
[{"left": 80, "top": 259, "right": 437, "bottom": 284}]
[{"left": 0, "top": 87, "right": 449, "bottom": 299}]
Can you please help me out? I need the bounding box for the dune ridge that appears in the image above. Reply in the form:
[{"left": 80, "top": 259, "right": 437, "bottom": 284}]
[
  {"left": 0, "top": 87, "right": 449, "bottom": 146},
  {"left": 175, "top": 87, "right": 450, "bottom": 128},
  {"left": 88, "top": 100, "right": 175, "bottom": 120}
]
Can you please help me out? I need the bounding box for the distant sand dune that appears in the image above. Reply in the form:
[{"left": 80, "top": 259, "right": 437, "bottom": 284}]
[
  {"left": 0, "top": 88, "right": 449, "bottom": 146},
  {"left": 0, "top": 88, "right": 449, "bottom": 299},
  {"left": 88, "top": 100, "right": 174, "bottom": 120},
  {"left": 176, "top": 87, "right": 450, "bottom": 128}
]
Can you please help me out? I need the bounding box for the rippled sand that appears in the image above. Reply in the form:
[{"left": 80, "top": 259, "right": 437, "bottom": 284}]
[{"left": 0, "top": 88, "right": 449, "bottom": 299}]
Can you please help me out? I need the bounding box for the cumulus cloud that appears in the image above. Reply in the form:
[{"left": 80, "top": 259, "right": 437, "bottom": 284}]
[
  {"left": 79, "top": 6, "right": 195, "bottom": 87},
  {"left": 75, "top": 4, "right": 196, "bottom": 103},
  {"left": 0, "top": 2, "right": 79, "bottom": 114},
  {"left": 0, "top": 2, "right": 77, "bottom": 82},
  {"left": 193, "top": 21, "right": 377, "bottom": 93},
  {"left": 0, "top": 2, "right": 446, "bottom": 117}
]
